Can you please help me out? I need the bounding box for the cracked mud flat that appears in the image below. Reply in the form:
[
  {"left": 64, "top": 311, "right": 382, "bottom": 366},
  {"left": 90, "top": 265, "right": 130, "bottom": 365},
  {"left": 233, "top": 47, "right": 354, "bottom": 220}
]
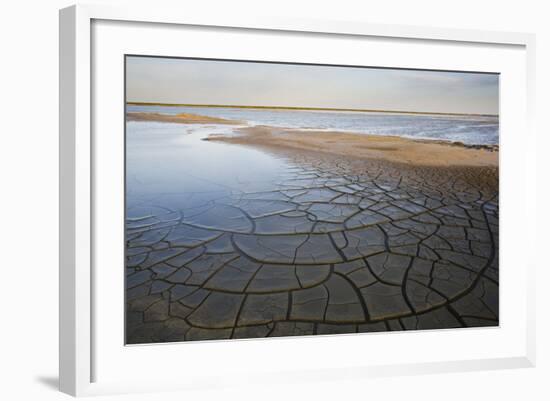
[{"left": 125, "top": 121, "right": 498, "bottom": 344}]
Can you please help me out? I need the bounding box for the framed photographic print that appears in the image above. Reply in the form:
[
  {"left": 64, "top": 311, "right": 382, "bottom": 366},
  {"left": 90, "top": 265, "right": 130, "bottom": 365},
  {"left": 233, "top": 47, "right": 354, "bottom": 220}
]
[
  {"left": 59, "top": 4, "right": 536, "bottom": 397},
  {"left": 124, "top": 56, "right": 501, "bottom": 344}
]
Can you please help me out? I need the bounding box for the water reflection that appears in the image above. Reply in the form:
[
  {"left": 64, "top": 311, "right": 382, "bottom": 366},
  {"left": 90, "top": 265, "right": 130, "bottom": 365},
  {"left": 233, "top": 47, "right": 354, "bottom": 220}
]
[{"left": 127, "top": 121, "right": 291, "bottom": 210}]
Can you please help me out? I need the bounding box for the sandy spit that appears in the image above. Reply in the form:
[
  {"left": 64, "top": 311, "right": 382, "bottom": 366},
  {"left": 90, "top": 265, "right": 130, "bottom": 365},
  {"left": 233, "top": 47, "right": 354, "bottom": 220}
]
[
  {"left": 204, "top": 126, "right": 499, "bottom": 168},
  {"left": 126, "top": 112, "right": 242, "bottom": 125}
]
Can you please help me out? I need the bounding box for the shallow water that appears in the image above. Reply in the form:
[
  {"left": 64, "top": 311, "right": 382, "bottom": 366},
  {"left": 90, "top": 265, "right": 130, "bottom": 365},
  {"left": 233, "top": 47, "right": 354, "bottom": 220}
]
[
  {"left": 127, "top": 105, "right": 499, "bottom": 145},
  {"left": 126, "top": 121, "right": 289, "bottom": 208}
]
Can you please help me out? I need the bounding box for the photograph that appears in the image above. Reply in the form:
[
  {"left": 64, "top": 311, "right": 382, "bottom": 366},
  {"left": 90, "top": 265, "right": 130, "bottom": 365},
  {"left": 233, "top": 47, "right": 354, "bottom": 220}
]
[{"left": 124, "top": 56, "right": 499, "bottom": 344}]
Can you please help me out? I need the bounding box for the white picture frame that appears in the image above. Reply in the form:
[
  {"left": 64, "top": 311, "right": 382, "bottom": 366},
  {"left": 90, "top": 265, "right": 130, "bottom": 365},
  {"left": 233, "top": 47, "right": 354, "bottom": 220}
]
[{"left": 59, "top": 3, "right": 536, "bottom": 397}]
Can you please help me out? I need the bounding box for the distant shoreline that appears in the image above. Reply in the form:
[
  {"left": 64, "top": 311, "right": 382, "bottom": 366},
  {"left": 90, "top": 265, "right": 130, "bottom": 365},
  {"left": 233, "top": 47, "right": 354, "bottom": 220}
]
[{"left": 126, "top": 102, "right": 498, "bottom": 118}]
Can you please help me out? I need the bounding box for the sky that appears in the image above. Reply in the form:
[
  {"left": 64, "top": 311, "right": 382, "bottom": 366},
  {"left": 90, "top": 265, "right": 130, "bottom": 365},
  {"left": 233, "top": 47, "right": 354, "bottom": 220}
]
[{"left": 126, "top": 56, "right": 499, "bottom": 115}]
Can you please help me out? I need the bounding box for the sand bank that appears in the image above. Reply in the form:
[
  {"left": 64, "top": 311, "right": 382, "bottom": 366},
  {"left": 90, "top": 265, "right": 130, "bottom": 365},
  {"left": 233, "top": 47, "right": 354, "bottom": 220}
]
[
  {"left": 205, "top": 126, "right": 499, "bottom": 168},
  {"left": 126, "top": 112, "right": 242, "bottom": 125}
]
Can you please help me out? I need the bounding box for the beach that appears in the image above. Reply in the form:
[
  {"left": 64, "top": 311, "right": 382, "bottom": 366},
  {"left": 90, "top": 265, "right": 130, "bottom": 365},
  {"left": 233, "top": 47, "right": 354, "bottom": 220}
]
[
  {"left": 205, "top": 125, "right": 498, "bottom": 167},
  {"left": 127, "top": 110, "right": 499, "bottom": 167},
  {"left": 126, "top": 111, "right": 242, "bottom": 125},
  {"left": 125, "top": 109, "right": 499, "bottom": 343}
]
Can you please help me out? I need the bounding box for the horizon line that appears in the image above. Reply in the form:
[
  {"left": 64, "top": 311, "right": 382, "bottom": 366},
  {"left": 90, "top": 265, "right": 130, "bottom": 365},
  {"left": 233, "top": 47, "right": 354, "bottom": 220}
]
[{"left": 126, "top": 102, "right": 498, "bottom": 118}]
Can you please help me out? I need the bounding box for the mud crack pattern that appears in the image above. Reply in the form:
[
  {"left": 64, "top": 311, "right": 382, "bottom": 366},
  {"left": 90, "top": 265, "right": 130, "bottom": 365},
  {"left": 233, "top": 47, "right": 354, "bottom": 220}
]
[{"left": 126, "top": 154, "right": 498, "bottom": 343}]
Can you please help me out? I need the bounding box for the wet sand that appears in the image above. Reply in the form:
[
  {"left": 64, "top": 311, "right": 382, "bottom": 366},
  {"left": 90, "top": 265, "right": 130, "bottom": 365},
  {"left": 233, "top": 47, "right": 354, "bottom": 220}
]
[{"left": 205, "top": 126, "right": 499, "bottom": 168}]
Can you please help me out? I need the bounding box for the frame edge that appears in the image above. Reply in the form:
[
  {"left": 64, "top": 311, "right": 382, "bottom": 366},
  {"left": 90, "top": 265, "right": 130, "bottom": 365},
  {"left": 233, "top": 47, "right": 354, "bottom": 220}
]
[
  {"left": 59, "top": 5, "right": 77, "bottom": 396},
  {"left": 60, "top": 4, "right": 92, "bottom": 396}
]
